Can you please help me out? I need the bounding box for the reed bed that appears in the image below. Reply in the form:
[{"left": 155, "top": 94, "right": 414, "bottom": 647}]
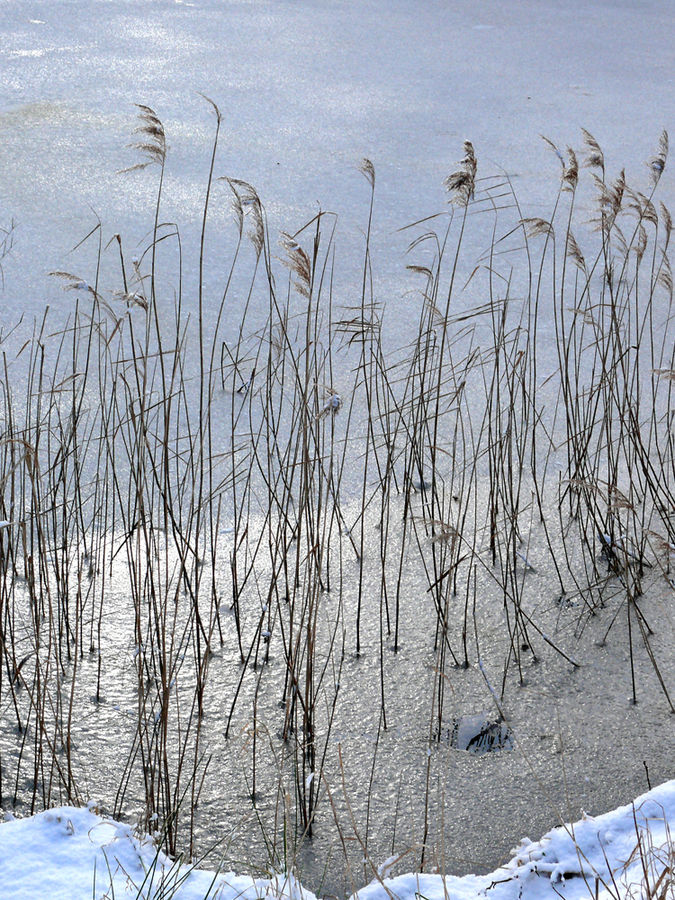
[{"left": 0, "top": 104, "right": 673, "bottom": 889}]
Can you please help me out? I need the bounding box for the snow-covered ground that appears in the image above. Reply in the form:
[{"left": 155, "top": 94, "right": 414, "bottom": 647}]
[{"left": 1, "top": 781, "right": 673, "bottom": 900}]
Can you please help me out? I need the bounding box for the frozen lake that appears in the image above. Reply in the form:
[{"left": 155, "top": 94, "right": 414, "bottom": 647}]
[
  {"left": 2, "top": 0, "right": 674, "bottom": 316},
  {"left": 1, "top": 2, "right": 674, "bottom": 897}
]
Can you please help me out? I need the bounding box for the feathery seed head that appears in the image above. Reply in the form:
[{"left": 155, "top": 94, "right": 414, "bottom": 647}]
[
  {"left": 660, "top": 202, "right": 672, "bottom": 249},
  {"left": 119, "top": 104, "right": 166, "bottom": 173},
  {"left": 581, "top": 128, "right": 605, "bottom": 172},
  {"left": 359, "top": 158, "right": 375, "bottom": 188},
  {"left": 563, "top": 147, "right": 579, "bottom": 191},
  {"left": 281, "top": 233, "right": 311, "bottom": 298},
  {"left": 444, "top": 140, "right": 477, "bottom": 206},
  {"left": 227, "top": 179, "right": 264, "bottom": 256},
  {"left": 648, "top": 130, "right": 668, "bottom": 185},
  {"left": 520, "top": 217, "right": 554, "bottom": 238},
  {"left": 566, "top": 231, "right": 586, "bottom": 272}
]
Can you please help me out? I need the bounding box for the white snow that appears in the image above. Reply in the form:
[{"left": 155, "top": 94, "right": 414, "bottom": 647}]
[{"left": 1, "top": 782, "right": 673, "bottom": 900}]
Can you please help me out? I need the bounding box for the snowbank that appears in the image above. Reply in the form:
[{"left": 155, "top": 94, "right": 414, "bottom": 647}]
[{"left": 0, "top": 781, "right": 673, "bottom": 900}]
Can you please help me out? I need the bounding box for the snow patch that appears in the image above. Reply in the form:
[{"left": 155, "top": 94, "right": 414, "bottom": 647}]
[{"left": 0, "top": 782, "right": 673, "bottom": 900}]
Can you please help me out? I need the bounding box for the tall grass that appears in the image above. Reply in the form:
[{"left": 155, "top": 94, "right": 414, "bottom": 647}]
[{"left": 0, "top": 104, "right": 672, "bottom": 887}]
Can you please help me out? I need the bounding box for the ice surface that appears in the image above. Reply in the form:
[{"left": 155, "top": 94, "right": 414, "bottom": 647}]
[
  {"left": 1, "top": 0, "right": 674, "bottom": 325},
  {"left": 1, "top": 2, "right": 674, "bottom": 896}
]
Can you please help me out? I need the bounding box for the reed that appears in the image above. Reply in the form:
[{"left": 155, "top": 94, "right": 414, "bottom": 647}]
[{"left": 0, "top": 107, "right": 672, "bottom": 892}]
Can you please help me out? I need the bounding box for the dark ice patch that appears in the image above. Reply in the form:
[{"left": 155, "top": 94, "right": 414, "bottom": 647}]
[{"left": 435, "top": 714, "right": 514, "bottom": 755}]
